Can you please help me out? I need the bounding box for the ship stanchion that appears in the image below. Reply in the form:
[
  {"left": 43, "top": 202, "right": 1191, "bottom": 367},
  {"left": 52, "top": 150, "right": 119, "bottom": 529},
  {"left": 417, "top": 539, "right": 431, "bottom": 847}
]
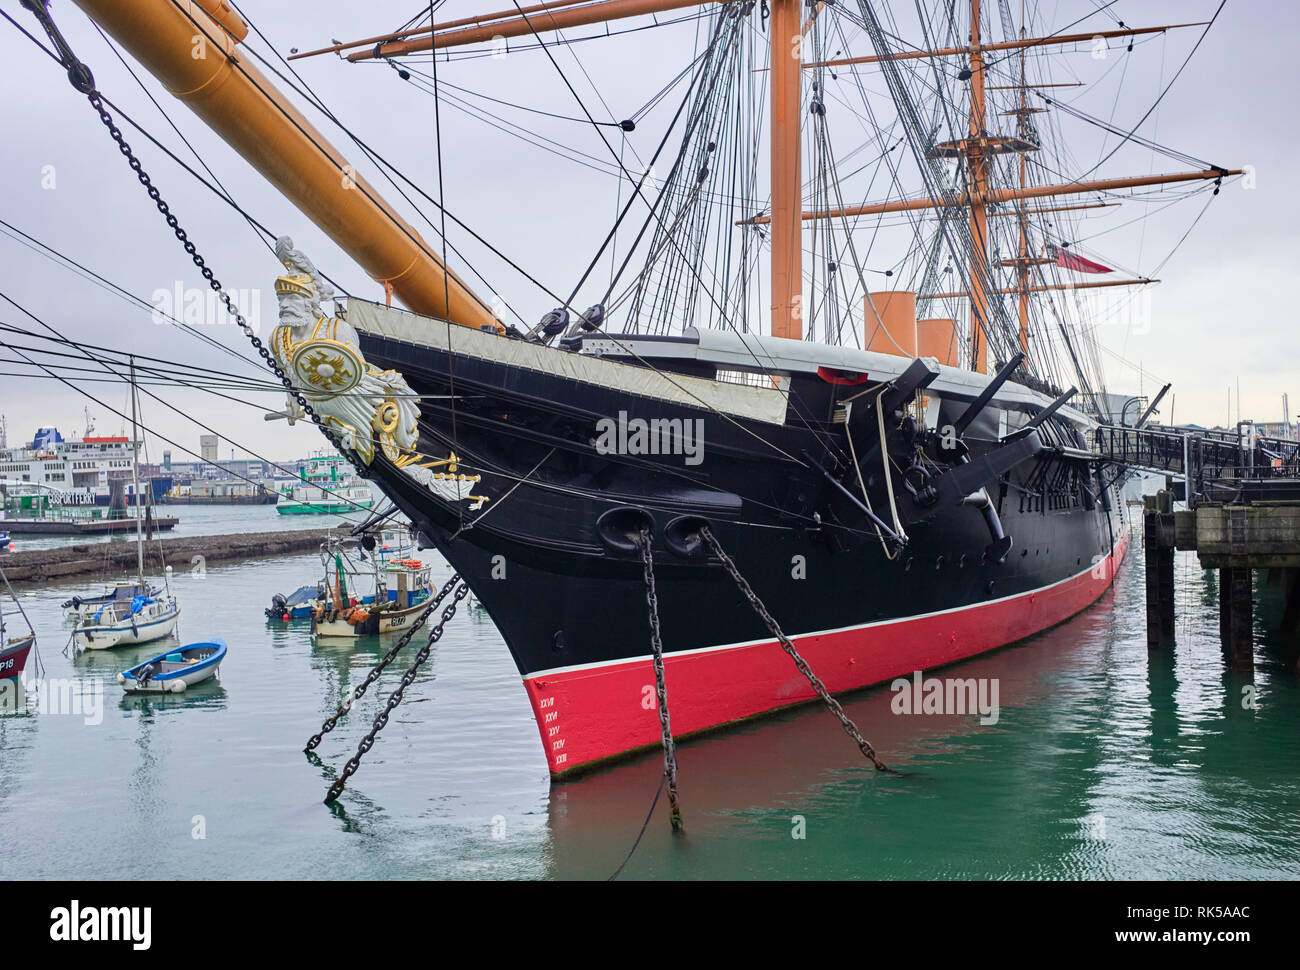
[
  {"left": 632, "top": 527, "right": 683, "bottom": 832},
  {"left": 304, "top": 574, "right": 461, "bottom": 753},
  {"left": 323, "top": 582, "right": 470, "bottom": 804},
  {"left": 698, "top": 525, "right": 891, "bottom": 773}
]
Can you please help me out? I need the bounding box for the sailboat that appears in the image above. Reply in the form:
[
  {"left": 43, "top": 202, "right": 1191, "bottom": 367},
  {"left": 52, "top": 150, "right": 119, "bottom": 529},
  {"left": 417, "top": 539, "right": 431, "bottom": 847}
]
[
  {"left": 46, "top": 0, "right": 1238, "bottom": 774},
  {"left": 73, "top": 360, "right": 179, "bottom": 650}
]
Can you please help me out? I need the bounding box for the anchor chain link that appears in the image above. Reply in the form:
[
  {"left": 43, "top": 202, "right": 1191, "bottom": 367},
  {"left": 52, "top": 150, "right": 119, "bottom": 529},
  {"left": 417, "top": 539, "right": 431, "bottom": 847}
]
[
  {"left": 632, "top": 527, "right": 682, "bottom": 832},
  {"left": 699, "top": 525, "right": 890, "bottom": 772},
  {"left": 325, "top": 582, "right": 470, "bottom": 803},
  {"left": 304, "top": 573, "right": 461, "bottom": 753}
]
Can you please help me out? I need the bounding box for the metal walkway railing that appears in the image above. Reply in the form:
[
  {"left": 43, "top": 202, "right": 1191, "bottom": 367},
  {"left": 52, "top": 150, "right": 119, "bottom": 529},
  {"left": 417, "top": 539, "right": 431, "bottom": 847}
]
[{"left": 1093, "top": 424, "right": 1300, "bottom": 506}]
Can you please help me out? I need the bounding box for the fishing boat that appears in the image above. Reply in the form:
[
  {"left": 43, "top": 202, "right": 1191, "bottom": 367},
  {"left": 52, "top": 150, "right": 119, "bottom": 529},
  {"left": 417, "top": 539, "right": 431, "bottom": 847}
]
[
  {"left": 71, "top": 360, "right": 180, "bottom": 650},
  {"left": 0, "top": 530, "right": 12, "bottom": 553},
  {"left": 118, "top": 639, "right": 226, "bottom": 694},
  {"left": 50, "top": 0, "right": 1240, "bottom": 776},
  {"left": 311, "top": 539, "right": 433, "bottom": 637},
  {"left": 276, "top": 456, "right": 374, "bottom": 515},
  {"left": 1, "top": 563, "right": 35, "bottom": 681},
  {"left": 266, "top": 524, "right": 429, "bottom": 620}
]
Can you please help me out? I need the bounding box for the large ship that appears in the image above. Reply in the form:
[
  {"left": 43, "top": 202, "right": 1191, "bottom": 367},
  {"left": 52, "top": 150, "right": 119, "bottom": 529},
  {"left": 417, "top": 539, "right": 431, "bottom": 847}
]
[
  {"left": 44, "top": 0, "right": 1238, "bottom": 777},
  {"left": 0, "top": 424, "right": 170, "bottom": 506}
]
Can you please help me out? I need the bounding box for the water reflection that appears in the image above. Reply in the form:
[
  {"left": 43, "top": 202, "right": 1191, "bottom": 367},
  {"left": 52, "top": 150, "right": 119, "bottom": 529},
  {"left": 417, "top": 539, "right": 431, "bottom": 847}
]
[{"left": 4, "top": 524, "right": 1299, "bottom": 879}]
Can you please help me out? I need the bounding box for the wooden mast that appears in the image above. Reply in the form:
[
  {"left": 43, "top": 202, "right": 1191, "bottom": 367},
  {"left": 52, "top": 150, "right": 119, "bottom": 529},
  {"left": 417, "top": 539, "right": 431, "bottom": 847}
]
[
  {"left": 808, "top": 22, "right": 1209, "bottom": 69},
  {"left": 1016, "top": 10, "right": 1030, "bottom": 354},
  {"left": 770, "top": 0, "right": 802, "bottom": 339},
  {"left": 744, "top": 168, "right": 1239, "bottom": 221},
  {"left": 967, "top": 0, "right": 990, "bottom": 371},
  {"left": 343, "top": 0, "right": 736, "bottom": 59},
  {"left": 129, "top": 357, "right": 144, "bottom": 589},
  {"left": 925, "top": 277, "right": 1159, "bottom": 299}
]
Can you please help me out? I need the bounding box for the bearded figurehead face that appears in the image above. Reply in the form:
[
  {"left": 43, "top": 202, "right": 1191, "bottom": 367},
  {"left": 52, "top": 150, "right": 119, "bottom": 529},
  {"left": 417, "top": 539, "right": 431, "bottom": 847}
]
[{"left": 274, "top": 273, "right": 318, "bottom": 330}]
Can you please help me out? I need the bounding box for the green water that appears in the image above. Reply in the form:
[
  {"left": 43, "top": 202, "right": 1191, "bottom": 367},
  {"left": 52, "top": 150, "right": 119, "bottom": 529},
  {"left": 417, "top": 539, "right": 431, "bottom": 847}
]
[{"left": 1, "top": 515, "right": 1297, "bottom": 880}]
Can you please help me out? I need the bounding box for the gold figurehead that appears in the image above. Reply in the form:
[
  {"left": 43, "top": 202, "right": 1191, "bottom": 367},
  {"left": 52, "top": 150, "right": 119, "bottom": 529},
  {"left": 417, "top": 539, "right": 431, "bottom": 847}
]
[
  {"left": 269, "top": 238, "right": 418, "bottom": 465},
  {"left": 267, "top": 236, "right": 489, "bottom": 509}
]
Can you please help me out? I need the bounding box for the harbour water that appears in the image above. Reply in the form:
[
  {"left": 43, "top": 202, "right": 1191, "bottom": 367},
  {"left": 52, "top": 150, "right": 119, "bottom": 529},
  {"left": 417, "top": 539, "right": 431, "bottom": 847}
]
[{"left": 1, "top": 511, "right": 1298, "bottom": 880}]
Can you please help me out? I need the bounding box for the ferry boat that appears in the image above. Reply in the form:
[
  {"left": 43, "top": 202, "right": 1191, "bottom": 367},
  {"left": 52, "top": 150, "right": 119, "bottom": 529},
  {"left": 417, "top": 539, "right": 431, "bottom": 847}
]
[
  {"left": 277, "top": 456, "right": 373, "bottom": 515},
  {"left": 0, "top": 424, "right": 169, "bottom": 507}
]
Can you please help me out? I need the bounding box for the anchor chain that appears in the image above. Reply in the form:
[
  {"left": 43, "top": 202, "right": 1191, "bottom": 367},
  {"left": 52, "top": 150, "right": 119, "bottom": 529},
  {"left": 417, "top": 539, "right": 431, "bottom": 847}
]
[
  {"left": 632, "top": 527, "right": 682, "bottom": 832},
  {"left": 325, "top": 582, "right": 470, "bottom": 803},
  {"left": 698, "top": 525, "right": 889, "bottom": 772},
  {"left": 23, "top": 0, "right": 369, "bottom": 479},
  {"left": 304, "top": 574, "right": 461, "bottom": 752}
]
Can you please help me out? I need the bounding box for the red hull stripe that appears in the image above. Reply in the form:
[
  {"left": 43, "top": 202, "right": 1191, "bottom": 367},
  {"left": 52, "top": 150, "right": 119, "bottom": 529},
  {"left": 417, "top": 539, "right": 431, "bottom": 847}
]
[{"left": 523, "top": 533, "right": 1128, "bottom": 776}]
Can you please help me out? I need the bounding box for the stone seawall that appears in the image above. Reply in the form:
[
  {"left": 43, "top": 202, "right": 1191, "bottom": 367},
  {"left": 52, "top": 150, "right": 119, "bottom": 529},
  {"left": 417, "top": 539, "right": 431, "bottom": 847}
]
[{"left": 1, "top": 531, "right": 332, "bottom": 584}]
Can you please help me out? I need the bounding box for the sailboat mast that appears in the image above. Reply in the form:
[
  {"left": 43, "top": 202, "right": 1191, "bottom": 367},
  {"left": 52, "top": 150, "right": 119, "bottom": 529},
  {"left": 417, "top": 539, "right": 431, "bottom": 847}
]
[
  {"left": 129, "top": 356, "right": 144, "bottom": 588},
  {"left": 967, "top": 0, "right": 990, "bottom": 372},
  {"left": 770, "top": 0, "right": 803, "bottom": 340},
  {"left": 1017, "top": 6, "right": 1030, "bottom": 353}
]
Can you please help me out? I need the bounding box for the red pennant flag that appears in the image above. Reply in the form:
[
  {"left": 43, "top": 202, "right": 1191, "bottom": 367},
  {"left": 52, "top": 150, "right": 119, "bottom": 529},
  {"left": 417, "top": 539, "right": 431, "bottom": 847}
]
[{"left": 1049, "top": 242, "right": 1112, "bottom": 274}]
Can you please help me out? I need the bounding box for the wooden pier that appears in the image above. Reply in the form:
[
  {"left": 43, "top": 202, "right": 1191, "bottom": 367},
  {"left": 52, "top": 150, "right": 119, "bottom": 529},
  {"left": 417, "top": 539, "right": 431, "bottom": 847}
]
[
  {"left": 1092, "top": 419, "right": 1300, "bottom": 670},
  {"left": 1, "top": 530, "right": 336, "bottom": 584},
  {"left": 1143, "top": 489, "right": 1300, "bottom": 669},
  {"left": 2, "top": 515, "right": 179, "bottom": 536}
]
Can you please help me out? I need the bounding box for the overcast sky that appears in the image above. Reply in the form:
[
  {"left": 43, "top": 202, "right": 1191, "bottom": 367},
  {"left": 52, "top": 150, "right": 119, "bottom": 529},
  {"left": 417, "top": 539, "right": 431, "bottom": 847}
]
[{"left": 1, "top": 0, "right": 1293, "bottom": 466}]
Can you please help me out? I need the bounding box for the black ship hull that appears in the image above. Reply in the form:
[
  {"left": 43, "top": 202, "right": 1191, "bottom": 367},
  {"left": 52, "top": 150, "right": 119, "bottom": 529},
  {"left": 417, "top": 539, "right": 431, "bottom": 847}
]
[{"left": 348, "top": 305, "right": 1127, "bottom": 776}]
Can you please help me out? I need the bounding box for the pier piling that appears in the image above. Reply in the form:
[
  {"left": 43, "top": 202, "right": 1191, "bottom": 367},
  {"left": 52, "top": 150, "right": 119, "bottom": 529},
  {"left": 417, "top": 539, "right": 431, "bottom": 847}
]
[
  {"left": 1143, "top": 492, "right": 1177, "bottom": 649},
  {"left": 1227, "top": 567, "right": 1254, "bottom": 671},
  {"left": 1143, "top": 495, "right": 1300, "bottom": 671}
]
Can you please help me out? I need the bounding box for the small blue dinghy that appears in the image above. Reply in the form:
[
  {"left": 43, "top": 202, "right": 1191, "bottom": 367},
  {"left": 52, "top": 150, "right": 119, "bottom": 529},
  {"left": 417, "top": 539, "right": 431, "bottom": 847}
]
[{"left": 117, "top": 639, "right": 226, "bottom": 694}]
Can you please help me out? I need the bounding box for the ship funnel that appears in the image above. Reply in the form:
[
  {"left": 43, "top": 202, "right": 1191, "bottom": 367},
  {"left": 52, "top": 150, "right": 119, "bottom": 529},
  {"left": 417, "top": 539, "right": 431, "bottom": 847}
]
[
  {"left": 70, "top": 0, "right": 499, "bottom": 333},
  {"left": 864, "top": 291, "right": 917, "bottom": 358},
  {"left": 917, "top": 318, "right": 960, "bottom": 368}
]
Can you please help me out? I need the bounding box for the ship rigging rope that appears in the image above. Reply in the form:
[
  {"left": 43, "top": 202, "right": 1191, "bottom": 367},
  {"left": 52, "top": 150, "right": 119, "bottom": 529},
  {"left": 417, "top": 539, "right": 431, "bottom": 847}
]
[
  {"left": 1066, "top": 0, "right": 1229, "bottom": 184},
  {"left": 0, "top": 329, "right": 360, "bottom": 518},
  {"left": 89, "top": 19, "right": 280, "bottom": 264},
  {"left": 18, "top": 3, "right": 827, "bottom": 491},
  {"left": 226, "top": 1, "right": 545, "bottom": 328},
  {"left": 324, "top": 582, "right": 470, "bottom": 803},
  {"left": 0, "top": 217, "right": 269, "bottom": 378},
  {"left": 426, "top": 1, "right": 465, "bottom": 535}
]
